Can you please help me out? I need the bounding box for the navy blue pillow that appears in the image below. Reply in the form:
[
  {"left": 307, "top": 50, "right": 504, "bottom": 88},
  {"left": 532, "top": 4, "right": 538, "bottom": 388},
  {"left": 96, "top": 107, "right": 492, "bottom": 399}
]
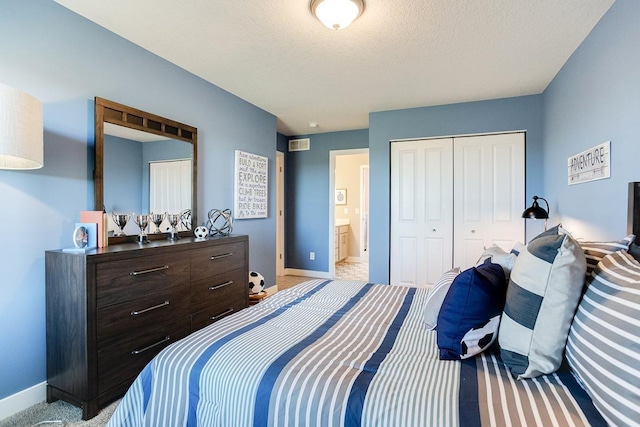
[{"left": 436, "top": 260, "right": 507, "bottom": 360}]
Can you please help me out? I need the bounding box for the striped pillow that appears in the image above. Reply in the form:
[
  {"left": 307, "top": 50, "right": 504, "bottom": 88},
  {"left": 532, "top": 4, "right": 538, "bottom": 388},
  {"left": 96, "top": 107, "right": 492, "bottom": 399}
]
[
  {"left": 498, "top": 225, "right": 586, "bottom": 378},
  {"left": 566, "top": 250, "right": 640, "bottom": 426},
  {"left": 579, "top": 234, "right": 634, "bottom": 278},
  {"left": 423, "top": 268, "right": 460, "bottom": 330}
]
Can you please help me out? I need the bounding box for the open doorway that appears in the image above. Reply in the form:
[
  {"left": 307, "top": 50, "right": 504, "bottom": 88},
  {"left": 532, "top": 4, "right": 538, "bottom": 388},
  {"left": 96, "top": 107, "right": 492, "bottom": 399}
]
[{"left": 329, "top": 149, "right": 369, "bottom": 281}]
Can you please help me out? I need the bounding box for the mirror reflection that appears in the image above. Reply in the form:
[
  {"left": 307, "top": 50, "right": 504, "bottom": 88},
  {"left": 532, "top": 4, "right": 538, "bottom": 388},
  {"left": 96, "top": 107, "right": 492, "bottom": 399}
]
[{"left": 103, "top": 123, "right": 193, "bottom": 237}]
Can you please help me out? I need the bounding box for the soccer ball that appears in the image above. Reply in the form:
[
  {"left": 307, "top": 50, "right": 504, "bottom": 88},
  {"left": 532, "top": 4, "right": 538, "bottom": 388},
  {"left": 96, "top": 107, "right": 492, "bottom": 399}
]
[
  {"left": 248, "top": 271, "right": 265, "bottom": 294},
  {"left": 194, "top": 225, "right": 208, "bottom": 239},
  {"left": 460, "top": 315, "right": 500, "bottom": 359}
]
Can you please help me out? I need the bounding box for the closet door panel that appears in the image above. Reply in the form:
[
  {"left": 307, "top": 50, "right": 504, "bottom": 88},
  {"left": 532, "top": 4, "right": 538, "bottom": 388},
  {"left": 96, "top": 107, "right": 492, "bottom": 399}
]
[
  {"left": 391, "top": 139, "right": 453, "bottom": 287},
  {"left": 454, "top": 133, "right": 524, "bottom": 269}
]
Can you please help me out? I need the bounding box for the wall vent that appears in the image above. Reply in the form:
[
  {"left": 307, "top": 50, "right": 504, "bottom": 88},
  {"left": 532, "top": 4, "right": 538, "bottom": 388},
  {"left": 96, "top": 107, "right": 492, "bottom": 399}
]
[{"left": 289, "top": 138, "right": 310, "bottom": 152}]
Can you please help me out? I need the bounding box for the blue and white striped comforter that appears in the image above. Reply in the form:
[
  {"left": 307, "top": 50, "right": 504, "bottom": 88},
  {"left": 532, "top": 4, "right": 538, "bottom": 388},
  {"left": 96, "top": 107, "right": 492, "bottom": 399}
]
[{"left": 107, "top": 279, "right": 605, "bottom": 426}]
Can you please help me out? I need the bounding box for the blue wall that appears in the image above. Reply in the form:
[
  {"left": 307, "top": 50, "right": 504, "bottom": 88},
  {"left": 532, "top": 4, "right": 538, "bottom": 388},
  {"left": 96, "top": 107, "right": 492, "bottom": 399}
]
[
  {"left": 285, "top": 129, "right": 368, "bottom": 271},
  {"left": 542, "top": 0, "right": 640, "bottom": 241},
  {"left": 0, "top": 0, "right": 276, "bottom": 400},
  {"left": 367, "top": 96, "right": 544, "bottom": 283},
  {"left": 104, "top": 135, "right": 143, "bottom": 213}
]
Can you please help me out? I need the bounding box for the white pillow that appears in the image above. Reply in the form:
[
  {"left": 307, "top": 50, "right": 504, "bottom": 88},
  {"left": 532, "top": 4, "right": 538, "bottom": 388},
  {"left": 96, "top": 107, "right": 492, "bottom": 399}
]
[
  {"left": 475, "top": 244, "right": 518, "bottom": 281},
  {"left": 423, "top": 268, "right": 460, "bottom": 330}
]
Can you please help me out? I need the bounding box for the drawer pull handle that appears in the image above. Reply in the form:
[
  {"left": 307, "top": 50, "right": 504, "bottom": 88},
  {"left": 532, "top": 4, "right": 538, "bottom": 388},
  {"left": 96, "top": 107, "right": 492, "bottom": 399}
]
[
  {"left": 130, "top": 265, "right": 170, "bottom": 276},
  {"left": 131, "top": 300, "right": 170, "bottom": 316},
  {"left": 209, "top": 280, "right": 233, "bottom": 291},
  {"left": 210, "top": 253, "right": 233, "bottom": 260},
  {"left": 210, "top": 308, "right": 234, "bottom": 321},
  {"left": 131, "top": 336, "right": 170, "bottom": 355}
]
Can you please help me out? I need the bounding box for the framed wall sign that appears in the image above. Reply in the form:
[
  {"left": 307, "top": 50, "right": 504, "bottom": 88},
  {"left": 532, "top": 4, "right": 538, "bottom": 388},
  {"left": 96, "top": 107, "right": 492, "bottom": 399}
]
[
  {"left": 567, "top": 141, "right": 611, "bottom": 185},
  {"left": 335, "top": 188, "right": 347, "bottom": 205},
  {"left": 234, "top": 150, "right": 268, "bottom": 219}
]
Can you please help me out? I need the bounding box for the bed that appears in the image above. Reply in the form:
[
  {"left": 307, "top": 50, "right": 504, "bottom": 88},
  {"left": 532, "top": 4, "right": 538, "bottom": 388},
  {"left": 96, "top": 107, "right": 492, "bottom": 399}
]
[{"left": 107, "top": 274, "right": 610, "bottom": 427}]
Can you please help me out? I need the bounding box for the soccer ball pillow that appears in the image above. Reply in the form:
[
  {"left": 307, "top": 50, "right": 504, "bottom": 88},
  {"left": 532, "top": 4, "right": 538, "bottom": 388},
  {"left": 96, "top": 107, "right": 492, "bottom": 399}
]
[{"left": 248, "top": 271, "right": 265, "bottom": 294}]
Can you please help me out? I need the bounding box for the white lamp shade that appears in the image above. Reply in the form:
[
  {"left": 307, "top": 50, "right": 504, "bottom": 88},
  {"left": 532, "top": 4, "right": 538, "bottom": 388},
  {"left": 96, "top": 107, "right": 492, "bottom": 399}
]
[
  {"left": 0, "top": 84, "right": 43, "bottom": 169},
  {"left": 311, "top": 0, "right": 364, "bottom": 30}
]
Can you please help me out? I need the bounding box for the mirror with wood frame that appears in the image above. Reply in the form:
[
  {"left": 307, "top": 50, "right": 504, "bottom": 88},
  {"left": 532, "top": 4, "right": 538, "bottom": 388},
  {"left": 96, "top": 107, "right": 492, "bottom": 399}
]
[{"left": 94, "top": 97, "right": 198, "bottom": 244}]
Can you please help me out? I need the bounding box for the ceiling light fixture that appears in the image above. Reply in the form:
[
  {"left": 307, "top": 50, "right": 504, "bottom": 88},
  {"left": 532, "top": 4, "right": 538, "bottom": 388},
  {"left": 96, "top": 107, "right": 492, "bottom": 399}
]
[{"left": 310, "top": 0, "right": 364, "bottom": 31}]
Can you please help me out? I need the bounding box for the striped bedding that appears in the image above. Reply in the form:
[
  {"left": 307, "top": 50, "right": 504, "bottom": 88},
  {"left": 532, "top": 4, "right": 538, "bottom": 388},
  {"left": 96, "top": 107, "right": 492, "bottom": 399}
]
[{"left": 107, "top": 279, "right": 604, "bottom": 426}]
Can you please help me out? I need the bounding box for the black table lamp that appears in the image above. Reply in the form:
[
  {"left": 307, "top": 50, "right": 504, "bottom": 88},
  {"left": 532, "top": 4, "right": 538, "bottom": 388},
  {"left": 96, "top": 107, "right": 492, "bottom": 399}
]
[{"left": 522, "top": 196, "right": 549, "bottom": 230}]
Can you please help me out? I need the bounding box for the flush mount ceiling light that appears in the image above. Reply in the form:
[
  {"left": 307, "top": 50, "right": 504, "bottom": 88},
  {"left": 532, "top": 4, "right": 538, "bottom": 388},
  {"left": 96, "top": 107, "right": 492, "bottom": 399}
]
[{"left": 310, "top": 0, "right": 365, "bottom": 30}]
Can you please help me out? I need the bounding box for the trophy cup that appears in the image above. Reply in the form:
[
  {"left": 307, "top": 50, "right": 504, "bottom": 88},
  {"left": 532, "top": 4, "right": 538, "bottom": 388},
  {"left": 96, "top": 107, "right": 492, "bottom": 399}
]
[
  {"left": 167, "top": 213, "right": 181, "bottom": 240},
  {"left": 112, "top": 212, "right": 130, "bottom": 237},
  {"left": 150, "top": 212, "right": 165, "bottom": 234},
  {"left": 132, "top": 213, "right": 150, "bottom": 244}
]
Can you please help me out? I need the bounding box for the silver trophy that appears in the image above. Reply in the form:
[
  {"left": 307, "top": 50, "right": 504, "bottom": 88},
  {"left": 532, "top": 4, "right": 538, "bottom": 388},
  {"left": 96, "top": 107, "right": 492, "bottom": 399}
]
[
  {"left": 167, "top": 213, "right": 181, "bottom": 240},
  {"left": 112, "top": 212, "right": 130, "bottom": 237},
  {"left": 150, "top": 212, "right": 165, "bottom": 234},
  {"left": 132, "top": 213, "right": 150, "bottom": 244}
]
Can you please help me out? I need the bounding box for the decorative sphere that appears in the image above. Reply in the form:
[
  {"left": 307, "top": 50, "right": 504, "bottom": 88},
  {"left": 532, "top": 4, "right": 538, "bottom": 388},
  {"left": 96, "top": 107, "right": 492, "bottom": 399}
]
[
  {"left": 194, "top": 225, "right": 208, "bottom": 239},
  {"left": 248, "top": 271, "right": 265, "bottom": 294},
  {"left": 207, "top": 209, "right": 233, "bottom": 236}
]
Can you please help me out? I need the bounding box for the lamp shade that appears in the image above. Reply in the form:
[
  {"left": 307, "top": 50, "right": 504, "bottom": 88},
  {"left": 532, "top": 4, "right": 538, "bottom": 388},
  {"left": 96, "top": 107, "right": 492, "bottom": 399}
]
[
  {"left": 310, "top": 0, "right": 364, "bottom": 30},
  {"left": 522, "top": 196, "right": 549, "bottom": 219},
  {"left": 0, "top": 84, "right": 43, "bottom": 169}
]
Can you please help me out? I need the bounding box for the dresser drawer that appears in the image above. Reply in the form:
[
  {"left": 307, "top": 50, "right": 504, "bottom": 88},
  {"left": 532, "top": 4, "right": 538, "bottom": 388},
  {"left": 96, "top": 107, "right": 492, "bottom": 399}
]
[
  {"left": 97, "top": 318, "right": 190, "bottom": 395},
  {"left": 190, "top": 242, "right": 246, "bottom": 282},
  {"left": 96, "top": 252, "right": 191, "bottom": 308},
  {"left": 97, "top": 290, "right": 190, "bottom": 349},
  {"left": 191, "top": 296, "right": 246, "bottom": 332},
  {"left": 191, "top": 268, "right": 247, "bottom": 314}
]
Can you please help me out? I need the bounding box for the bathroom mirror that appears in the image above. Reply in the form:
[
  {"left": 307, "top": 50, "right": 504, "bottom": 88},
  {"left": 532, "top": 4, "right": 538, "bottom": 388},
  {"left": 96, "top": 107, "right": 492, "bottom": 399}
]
[{"left": 94, "top": 97, "right": 198, "bottom": 243}]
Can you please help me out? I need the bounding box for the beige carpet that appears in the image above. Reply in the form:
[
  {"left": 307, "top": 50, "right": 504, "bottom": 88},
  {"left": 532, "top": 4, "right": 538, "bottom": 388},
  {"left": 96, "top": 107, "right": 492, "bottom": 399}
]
[{"left": 0, "top": 399, "right": 119, "bottom": 427}]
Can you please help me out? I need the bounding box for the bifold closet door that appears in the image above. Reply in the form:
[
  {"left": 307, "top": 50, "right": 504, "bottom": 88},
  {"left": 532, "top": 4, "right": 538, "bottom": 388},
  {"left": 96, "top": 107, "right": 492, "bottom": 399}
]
[
  {"left": 390, "top": 139, "right": 454, "bottom": 287},
  {"left": 453, "top": 133, "right": 525, "bottom": 269}
]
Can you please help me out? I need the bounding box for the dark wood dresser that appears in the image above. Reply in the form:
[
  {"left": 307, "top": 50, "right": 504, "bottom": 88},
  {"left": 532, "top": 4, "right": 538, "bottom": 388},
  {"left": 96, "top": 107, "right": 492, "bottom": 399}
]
[{"left": 45, "top": 235, "right": 249, "bottom": 420}]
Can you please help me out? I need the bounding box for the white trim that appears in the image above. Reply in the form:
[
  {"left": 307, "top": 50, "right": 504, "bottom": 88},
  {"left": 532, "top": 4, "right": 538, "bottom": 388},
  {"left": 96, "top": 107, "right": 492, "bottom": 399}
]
[
  {"left": 329, "top": 148, "right": 368, "bottom": 279},
  {"left": 264, "top": 285, "right": 279, "bottom": 297},
  {"left": 276, "top": 151, "right": 285, "bottom": 276},
  {"left": 284, "top": 268, "right": 332, "bottom": 279},
  {"left": 0, "top": 381, "right": 46, "bottom": 420},
  {"left": 390, "top": 129, "right": 527, "bottom": 143}
]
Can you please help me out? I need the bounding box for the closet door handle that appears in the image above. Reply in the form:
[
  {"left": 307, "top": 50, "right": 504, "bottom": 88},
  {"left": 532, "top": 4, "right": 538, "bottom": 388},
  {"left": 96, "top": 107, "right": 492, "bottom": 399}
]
[
  {"left": 210, "top": 308, "right": 234, "bottom": 321},
  {"left": 131, "top": 336, "right": 170, "bottom": 355},
  {"left": 130, "top": 265, "right": 169, "bottom": 276},
  {"left": 210, "top": 252, "right": 233, "bottom": 260},
  {"left": 209, "top": 281, "right": 233, "bottom": 291}
]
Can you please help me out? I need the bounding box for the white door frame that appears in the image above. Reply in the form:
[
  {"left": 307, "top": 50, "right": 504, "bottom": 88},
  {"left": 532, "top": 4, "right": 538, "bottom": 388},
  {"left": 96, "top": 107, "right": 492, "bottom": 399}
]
[
  {"left": 276, "top": 151, "right": 285, "bottom": 277},
  {"left": 329, "top": 148, "right": 369, "bottom": 278},
  {"left": 359, "top": 165, "right": 369, "bottom": 260}
]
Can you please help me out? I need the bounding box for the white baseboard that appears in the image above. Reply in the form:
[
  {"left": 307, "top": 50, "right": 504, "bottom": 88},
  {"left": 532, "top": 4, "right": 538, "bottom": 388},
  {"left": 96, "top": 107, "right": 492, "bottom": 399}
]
[
  {"left": 345, "top": 256, "right": 368, "bottom": 263},
  {"left": 264, "top": 285, "right": 278, "bottom": 297},
  {"left": 284, "top": 268, "right": 332, "bottom": 279},
  {"left": 0, "top": 381, "right": 46, "bottom": 421}
]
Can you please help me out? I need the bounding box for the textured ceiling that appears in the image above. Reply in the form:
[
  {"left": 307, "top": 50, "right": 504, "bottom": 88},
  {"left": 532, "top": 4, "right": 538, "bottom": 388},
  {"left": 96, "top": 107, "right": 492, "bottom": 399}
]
[{"left": 54, "top": 0, "right": 615, "bottom": 136}]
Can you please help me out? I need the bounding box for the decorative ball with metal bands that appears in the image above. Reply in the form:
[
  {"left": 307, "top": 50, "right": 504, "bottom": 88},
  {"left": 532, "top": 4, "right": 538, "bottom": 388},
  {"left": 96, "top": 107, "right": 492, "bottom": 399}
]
[{"left": 207, "top": 208, "right": 233, "bottom": 236}]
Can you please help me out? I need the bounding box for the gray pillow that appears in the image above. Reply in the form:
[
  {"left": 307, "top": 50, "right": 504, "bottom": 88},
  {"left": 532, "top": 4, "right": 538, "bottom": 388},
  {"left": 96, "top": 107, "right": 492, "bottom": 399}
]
[
  {"left": 498, "top": 225, "right": 586, "bottom": 378},
  {"left": 423, "top": 268, "right": 460, "bottom": 330},
  {"left": 578, "top": 234, "right": 634, "bottom": 278},
  {"left": 566, "top": 250, "right": 640, "bottom": 426}
]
